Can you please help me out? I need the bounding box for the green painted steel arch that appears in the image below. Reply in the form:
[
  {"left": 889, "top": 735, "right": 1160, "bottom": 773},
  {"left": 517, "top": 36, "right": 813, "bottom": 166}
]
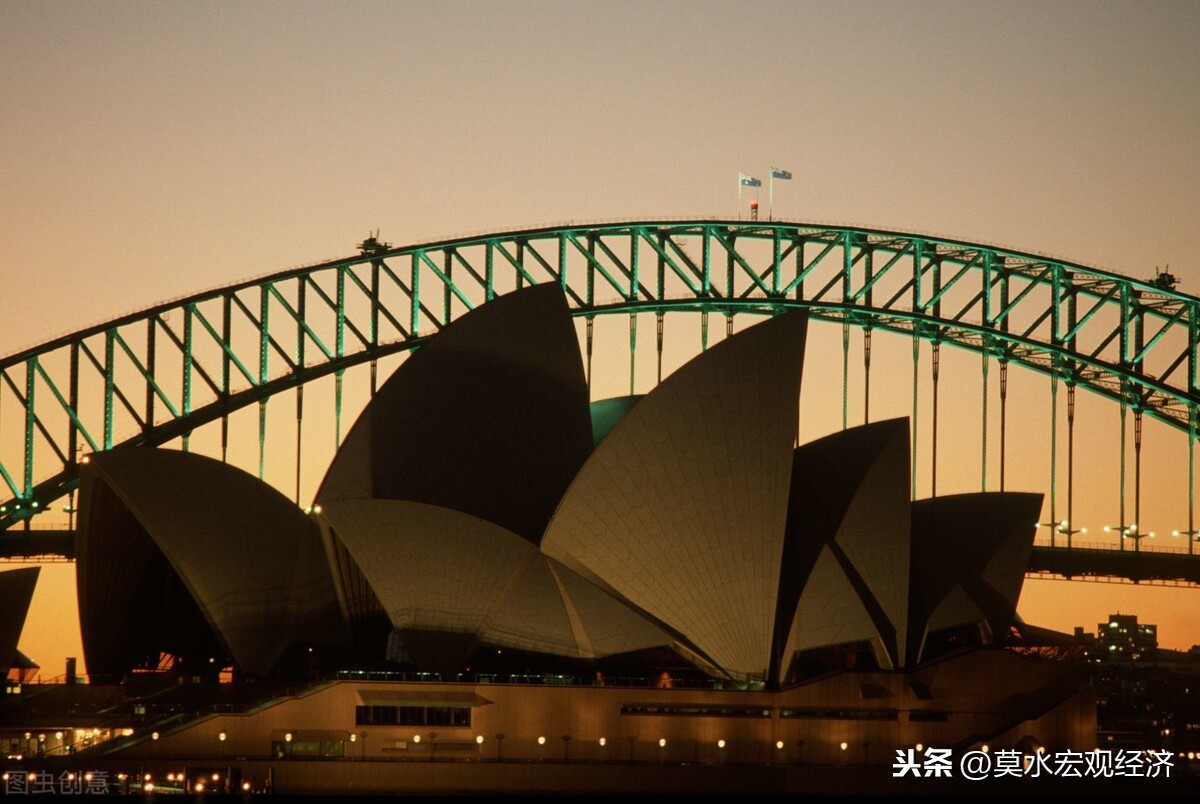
[{"left": 1, "top": 219, "right": 1197, "bottom": 530}]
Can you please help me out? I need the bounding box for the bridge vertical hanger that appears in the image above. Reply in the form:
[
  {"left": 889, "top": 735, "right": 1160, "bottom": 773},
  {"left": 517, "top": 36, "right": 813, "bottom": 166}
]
[
  {"left": 628, "top": 313, "right": 637, "bottom": 396},
  {"left": 141, "top": 319, "right": 156, "bottom": 445},
  {"left": 1049, "top": 373, "right": 1058, "bottom": 547},
  {"left": 861, "top": 242, "right": 874, "bottom": 427},
  {"left": 655, "top": 231, "right": 668, "bottom": 359},
  {"left": 1131, "top": 281, "right": 1147, "bottom": 553},
  {"left": 1190, "top": 404, "right": 1197, "bottom": 554},
  {"left": 182, "top": 305, "right": 194, "bottom": 453},
  {"left": 443, "top": 251, "right": 453, "bottom": 329},
  {"left": 981, "top": 347, "right": 989, "bottom": 492},
  {"left": 771, "top": 227, "right": 783, "bottom": 297},
  {"left": 723, "top": 228, "right": 736, "bottom": 393},
  {"left": 220, "top": 297, "right": 230, "bottom": 462},
  {"left": 514, "top": 240, "right": 525, "bottom": 292},
  {"left": 335, "top": 266, "right": 346, "bottom": 449},
  {"left": 26, "top": 358, "right": 39, "bottom": 503},
  {"left": 103, "top": 331, "right": 115, "bottom": 453},
  {"left": 725, "top": 229, "right": 735, "bottom": 302},
  {"left": 1066, "top": 383, "right": 1077, "bottom": 548},
  {"left": 295, "top": 277, "right": 306, "bottom": 504},
  {"left": 931, "top": 342, "right": 941, "bottom": 498},
  {"left": 68, "top": 344, "right": 80, "bottom": 530},
  {"left": 257, "top": 403, "right": 268, "bottom": 480},
  {"left": 369, "top": 259, "right": 380, "bottom": 397},
  {"left": 842, "top": 322, "right": 850, "bottom": 431},
  {"left": 1133, "top": 407, "right": 1144, "bottom": 554},
  {"left": 911, "top": 334, "right": 919, "bottom": 500},
  {"left": 295, "top": 385, "right": 304, "bottom": 504},
  {"left": 998, "top": 360, "right": 1009, "bottom": 492},
  {"left": 257, "top": 284, "right": 270, "bottom": 481},
  {"left": 1116, "top": 280, "right": 1134, "bottom": 551},
  {"left": 20, "top": 359, "right": 32, "bottom": 528},
  {"left": 910, "top": 239, "right": 924, "bottom": 501},
  {"left": 655, "top": 313, "right": 664, "bottom": 385},
  {"left": 1191, "top": 301, "right": 1199, "bottom": 553},
  {"left": 842, "top": 232, "right": 853, "bottom": 432},
  {"left": 585, "top": 317, "right": 594, "bottom": 392},
  {"left": 1118, "top": 391, "right": 1127, "bottom": 552},
  {"left": 863, "top": 328, "right": 873, "bottom": 425},
  {"left": 930, "top": 246, "right": 943, "bottom": 499}
]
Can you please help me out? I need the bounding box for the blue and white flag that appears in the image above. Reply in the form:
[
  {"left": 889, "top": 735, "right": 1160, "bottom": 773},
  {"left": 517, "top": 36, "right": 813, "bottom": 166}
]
[
  {"left": 739, "top": 173, "right": 762, "bottom": 188},
  {"left": 771, "top": 168, "right": 792, "bottom": 180}
]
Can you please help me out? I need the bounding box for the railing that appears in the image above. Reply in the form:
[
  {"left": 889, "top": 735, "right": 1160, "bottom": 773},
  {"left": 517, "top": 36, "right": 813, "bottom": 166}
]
[{"left": 1032, "top": 538, "right": 1198, "bottom": 555}]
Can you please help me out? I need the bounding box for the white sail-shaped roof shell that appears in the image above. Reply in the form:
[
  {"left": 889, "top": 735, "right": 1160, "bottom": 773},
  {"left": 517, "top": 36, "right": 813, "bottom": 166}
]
[{"left": 543, "top": 312, "right": 808, "bottom": 679}]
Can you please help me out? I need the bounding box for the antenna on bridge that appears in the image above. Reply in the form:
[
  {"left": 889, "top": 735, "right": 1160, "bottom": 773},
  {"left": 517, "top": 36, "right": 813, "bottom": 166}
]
[
  {"left": 357, "top": 229, "right": 393, "bottom": 256},
  {"left": 1149, "top": 264, "right": 1180, "bottom": 291}
]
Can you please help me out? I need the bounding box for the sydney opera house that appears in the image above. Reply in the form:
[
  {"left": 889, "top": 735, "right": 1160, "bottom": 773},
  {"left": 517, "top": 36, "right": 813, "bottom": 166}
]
[{"left": 3, "top": 286, "right": 1092, "bottom": 794}]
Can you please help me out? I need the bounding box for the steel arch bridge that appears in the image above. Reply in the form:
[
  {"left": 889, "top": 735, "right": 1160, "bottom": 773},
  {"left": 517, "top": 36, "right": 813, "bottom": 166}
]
[{"left": 2, "top": 219, "right": 1199, "bottom": 579}]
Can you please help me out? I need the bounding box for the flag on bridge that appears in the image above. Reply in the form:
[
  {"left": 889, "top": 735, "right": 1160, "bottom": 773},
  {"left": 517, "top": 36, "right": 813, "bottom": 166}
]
[
  {"left": 768, "top": 167, "right": 791, "bottom": 220},
  {"left": 739, "top": 174, "right": 762, "bottom": 188}
]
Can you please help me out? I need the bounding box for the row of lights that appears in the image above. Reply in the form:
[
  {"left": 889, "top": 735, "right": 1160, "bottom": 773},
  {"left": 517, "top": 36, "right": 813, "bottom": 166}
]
[
  {"left": 461, "top": 736, "right": 829, "bottom": 750},
  {"left": 1040, "top": 519, "right": 1200, "bottom": 540},
  {"left": 116, "top": 771, "right": 254, "bottom": 795},
  {"left": 226, "top": 732, "right": 836, "bottom": 751},
  {"left": 17, "top": 728, "right": 129, "bottom": 746},
  {"left": 2, "top": 772, "right": 95, "bottom": 783}
]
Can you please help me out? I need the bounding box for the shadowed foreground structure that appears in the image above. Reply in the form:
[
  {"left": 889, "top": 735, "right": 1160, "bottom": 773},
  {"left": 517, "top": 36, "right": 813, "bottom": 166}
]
[{"left": 2, "top": 286, "right": 1095, "bottom": 794}]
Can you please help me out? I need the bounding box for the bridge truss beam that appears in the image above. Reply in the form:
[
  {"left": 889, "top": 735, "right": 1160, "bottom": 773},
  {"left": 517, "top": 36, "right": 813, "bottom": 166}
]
[{"left": 1, "top": 220, "right": 1197, "bottom": 551}]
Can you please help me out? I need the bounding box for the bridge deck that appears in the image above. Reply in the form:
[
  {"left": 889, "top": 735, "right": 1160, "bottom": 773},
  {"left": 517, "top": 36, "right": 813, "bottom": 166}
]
[{"left": 5, "top": 531, "right": 1200, "bottom": 586}]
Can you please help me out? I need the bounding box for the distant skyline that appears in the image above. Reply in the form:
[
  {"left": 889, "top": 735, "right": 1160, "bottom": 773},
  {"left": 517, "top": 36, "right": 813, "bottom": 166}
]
[{"left": 2, "top": 0, "right": 1199, "bottom": 673}]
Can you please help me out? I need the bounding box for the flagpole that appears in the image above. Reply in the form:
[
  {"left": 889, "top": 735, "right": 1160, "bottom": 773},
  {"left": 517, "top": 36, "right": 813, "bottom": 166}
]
[
  {"left": 769, "top": 171, "right": 774, "bottom": 221},
  {"left": 738, "top": 179, "right": 742, "bottom": 220}
]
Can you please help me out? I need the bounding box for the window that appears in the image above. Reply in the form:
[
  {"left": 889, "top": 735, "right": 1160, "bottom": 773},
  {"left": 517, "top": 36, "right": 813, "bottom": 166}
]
[{"left": 355, "top": 705, "right": 470, "bottom": 727}]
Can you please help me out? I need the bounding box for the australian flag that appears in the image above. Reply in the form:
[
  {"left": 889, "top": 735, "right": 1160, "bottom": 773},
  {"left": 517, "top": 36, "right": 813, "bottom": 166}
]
[
  {"left": 771, "top": 167, "right": 792, "bottom": 180},
  {"left": 739, "top": 173, "right": 762, "bottom": 188}
]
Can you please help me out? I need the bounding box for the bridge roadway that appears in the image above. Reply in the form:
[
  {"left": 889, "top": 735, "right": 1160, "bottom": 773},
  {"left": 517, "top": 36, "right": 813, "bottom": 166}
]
[{"left": 4, "top": 530, "right": 1200, "bottom": 586}]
